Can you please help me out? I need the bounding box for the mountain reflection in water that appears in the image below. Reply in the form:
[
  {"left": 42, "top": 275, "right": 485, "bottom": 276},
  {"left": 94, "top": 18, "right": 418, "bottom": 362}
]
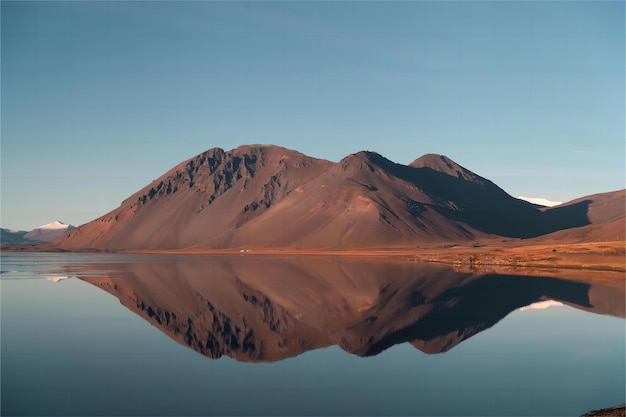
[{"left": 77, "top": 256, "right": 624, "bottom": 362}]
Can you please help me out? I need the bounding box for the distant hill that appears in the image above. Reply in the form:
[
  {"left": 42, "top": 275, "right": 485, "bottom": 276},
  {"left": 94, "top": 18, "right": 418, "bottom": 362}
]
[
  {"left": 534, "top": 190, "right": 625, "bottom": 243},
  {"left": 1, "top": 228, "right": 29, "bottom": 244},
  {"left": 23, "top": 221, "right": 75, "bottom": 243},
  {"left": 2, "top": 221, "right": 75, "bottom": 244},
  {"left": 52, "top": 145, "right": 624, "bottom": 251}
]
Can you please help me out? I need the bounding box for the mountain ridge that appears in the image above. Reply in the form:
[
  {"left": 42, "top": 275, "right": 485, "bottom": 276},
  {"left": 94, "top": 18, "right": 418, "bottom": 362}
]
[
  {"left": 52, "top": 144, "right": 624, "bottom": 251},
  {"left": 409, "top": 153, "right": 488, "bottom": 184},
  {"left": 2, "top": 221, "right": 75, "bottom": 244}
]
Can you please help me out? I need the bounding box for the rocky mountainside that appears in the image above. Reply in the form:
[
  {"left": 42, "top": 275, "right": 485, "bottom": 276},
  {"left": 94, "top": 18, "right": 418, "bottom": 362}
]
[{"left": 53, "top": 144, "right": 623, "bottom": 251}]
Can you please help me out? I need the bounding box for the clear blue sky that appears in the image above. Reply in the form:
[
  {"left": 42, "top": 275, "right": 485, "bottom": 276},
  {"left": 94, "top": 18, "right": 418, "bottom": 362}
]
[{"left": 2, "top": 1, "right": 624, "bottom": 230}]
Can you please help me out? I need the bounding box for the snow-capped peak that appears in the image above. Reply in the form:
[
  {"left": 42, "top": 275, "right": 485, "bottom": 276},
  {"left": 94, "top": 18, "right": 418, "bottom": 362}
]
[
  {"left": 519, "top": 300, "right": 564, "bottom": 311},
  {"left": 37, "top": 221, "right": 70, "bottom": 230},
  {"left": 23, "top": 221, "right": 75, "bottom": 242},
  {"left": 517, "top": 196, "right": 563, "bottom": 207}
]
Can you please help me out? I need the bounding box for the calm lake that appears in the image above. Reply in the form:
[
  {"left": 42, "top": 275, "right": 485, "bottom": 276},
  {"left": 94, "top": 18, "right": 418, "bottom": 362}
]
[{"left": 1, "top": 252, "right": 624, "bottom": 416}]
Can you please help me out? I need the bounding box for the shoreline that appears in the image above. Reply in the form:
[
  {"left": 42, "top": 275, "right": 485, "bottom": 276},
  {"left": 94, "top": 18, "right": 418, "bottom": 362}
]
[
  {"left": 2, "top": 241, "right": 624, "bottom": 273},
  {"left": 582, "top": 404, "right": 626, "bottom": 417}
]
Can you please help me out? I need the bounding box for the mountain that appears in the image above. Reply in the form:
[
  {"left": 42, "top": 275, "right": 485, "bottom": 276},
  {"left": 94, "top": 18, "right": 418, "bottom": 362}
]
[
  {"left": 55, "top": 146, "right": 332, "bottom": 250},
  {"left": 75, "top": 256, "right": 624, "bottom": 362},
  {"left": 535, "top": 190, "right": 625, "bottom": 243},
  {"left": 409, "top": 153, "right": 487, "bottom": 183},
  {"left": 53, "top": 144, "right": 622, "bottom": 251},
  {"left": 2, "top": 221, "right": 75, "bottom": 244},
  {"left": 1, "top": 228, "right": 29, "bottom": 244},
  {"left": 23, "top": 221, "right": 75, "bottom": 243}
]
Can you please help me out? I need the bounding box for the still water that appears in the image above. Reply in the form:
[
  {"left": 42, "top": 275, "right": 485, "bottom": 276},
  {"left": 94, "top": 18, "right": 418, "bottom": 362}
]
[{"left": 1, "top": 252, "right": 624, "bottom": 416}]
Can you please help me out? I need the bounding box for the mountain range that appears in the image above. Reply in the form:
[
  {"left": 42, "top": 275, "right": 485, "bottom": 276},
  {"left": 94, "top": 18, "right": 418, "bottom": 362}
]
[
  {"left": 2, "top": 221, "right": 74, "bottom": 244},
  {"left": 52, "top": 145, "right": 624, "bottom": 251}
]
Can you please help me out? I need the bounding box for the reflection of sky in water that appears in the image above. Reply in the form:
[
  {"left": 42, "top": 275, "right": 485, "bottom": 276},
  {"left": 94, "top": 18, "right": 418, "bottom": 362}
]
[{"left": 1, "top": 253, "right": 624, "bottom": 416}]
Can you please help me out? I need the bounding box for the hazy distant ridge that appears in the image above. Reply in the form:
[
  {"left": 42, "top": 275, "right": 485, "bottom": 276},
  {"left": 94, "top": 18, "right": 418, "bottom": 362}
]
[{"left": 2, "top": 221, "right": 75, "bottom": 244}]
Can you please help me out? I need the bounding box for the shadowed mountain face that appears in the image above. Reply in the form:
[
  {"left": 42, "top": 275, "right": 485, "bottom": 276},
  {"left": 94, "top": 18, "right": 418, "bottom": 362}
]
[
  {"left": 538, "top": 189, "right": 626, "bottom": 242},
  {"left": 77, "top": 257, "right": 625, "bottom": 362},
  {"left": 361, "top": 152, "right": 594, "bottom": 238},
  {"left": 53, "top": 145, "right": 622, "bottom": 251}
]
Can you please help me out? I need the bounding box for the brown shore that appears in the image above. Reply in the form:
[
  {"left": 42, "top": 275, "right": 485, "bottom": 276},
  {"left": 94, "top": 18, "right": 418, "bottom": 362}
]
[
  {"left": 3, "top": 240, "right": 624, "bottom": 273},
  {"left": 582, "top": 404, "right": 625, "bottom": 417}
]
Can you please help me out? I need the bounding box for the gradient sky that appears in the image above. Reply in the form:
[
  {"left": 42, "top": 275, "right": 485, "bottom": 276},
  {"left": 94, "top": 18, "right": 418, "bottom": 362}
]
[{"left": 2, "top": 1, "right": 624, "bottom": 230}]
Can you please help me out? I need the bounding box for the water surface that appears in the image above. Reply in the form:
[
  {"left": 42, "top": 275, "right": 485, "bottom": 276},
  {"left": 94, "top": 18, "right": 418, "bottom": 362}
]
[{"left": 1, "top": 252, "right": 624, "bottom": 416}]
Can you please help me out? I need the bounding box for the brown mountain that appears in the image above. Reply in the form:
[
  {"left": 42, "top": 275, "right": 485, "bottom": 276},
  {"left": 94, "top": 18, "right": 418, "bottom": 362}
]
[
  {"left": 56, "top": 145, "right": 331, "bottom": 250},
  {"left": 53, "top": 144, "right": 622, "bottom": 251},
  {"left": 535, "top": 189, "right": 625, "bottom": 243},
  {"left": 75, "top": 256, "right": 625, "bottom": 362}
]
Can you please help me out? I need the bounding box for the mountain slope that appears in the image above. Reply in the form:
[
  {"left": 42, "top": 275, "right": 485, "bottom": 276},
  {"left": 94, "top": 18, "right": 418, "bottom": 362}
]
[
  {"left": 53, "top": 145, "right": 616, "bottom": 251},
  {"left": 226, "top": 151, "right": 483, "bottom": 249},
  {"left": 534, "top": 190, "right": 625, "bottom": 243},
  {"left": 57, "top": 145, "right": 332, "bottom": 250},
  {"left": 367, "top": 152, "right": 592, "bottom": 238}
]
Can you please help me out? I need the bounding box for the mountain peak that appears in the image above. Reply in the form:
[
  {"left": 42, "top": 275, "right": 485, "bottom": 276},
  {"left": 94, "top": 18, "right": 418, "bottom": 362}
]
[
  {"left": 53, "top": 144, "right": 617, "bottom": 251},
  {"left": 22, "top": 221, "right": 75, "bottom": 243},
  {"left": 409, "top": 153, "right": 459, "bottom": 171},
  {"left": 232, "top": 144, "right": 302, "bottom": 156},
  {"left": 409, "top": 154, "right": 486, "bottom": 184},
  {"left": 38, "top": 221, "right": 70, "bottom": 230},
  {"left": 338, "top": 151, "right": 387, "bottom": 173},
  {"left": 229, "top": 144, "right": 326, "bottom": 167}
]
